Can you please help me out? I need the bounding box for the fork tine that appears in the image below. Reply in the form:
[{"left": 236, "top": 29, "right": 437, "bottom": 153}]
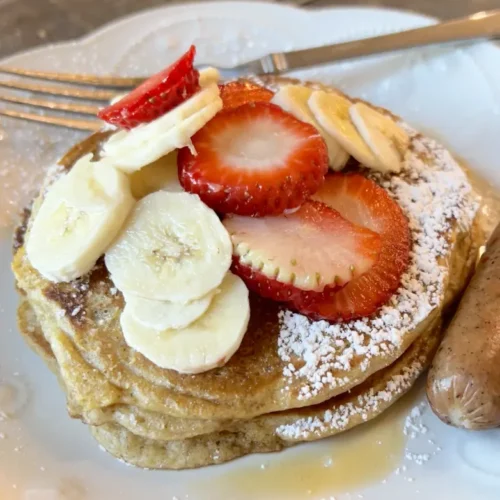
[
  {"left": 0, "top": 108, "right": 102, "bottom": 131},
  {"left": 0, "top": 66, "right": 145, "bottom": 88},
  {"left": 0, "top": 94, "right": 101, "bottom": 115},
  {"left": 0, "top": 80, "right": 118, "bottom": 101}
]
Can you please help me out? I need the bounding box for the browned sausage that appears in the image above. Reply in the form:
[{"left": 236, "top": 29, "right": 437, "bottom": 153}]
[{"left": 427, "top": 223, "right": 500, "bottom": 429}]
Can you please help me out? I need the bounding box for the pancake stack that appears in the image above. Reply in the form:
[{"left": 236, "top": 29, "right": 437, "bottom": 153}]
[{"left": 12, "top": 79, "right": 483, "bottom": 469}]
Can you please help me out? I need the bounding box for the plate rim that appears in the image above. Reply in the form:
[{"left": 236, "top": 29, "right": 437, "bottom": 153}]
[{"left": 0, "top": 2, "right": 442, "bottom": 66}]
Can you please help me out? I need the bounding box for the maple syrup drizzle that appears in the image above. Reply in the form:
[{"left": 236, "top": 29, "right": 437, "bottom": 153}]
[
  {"left": 192, "top": 392, "right": 417, "bottom": 499},
  {"left": 461, "top": 161, "right": 500, "bottom": 238}
]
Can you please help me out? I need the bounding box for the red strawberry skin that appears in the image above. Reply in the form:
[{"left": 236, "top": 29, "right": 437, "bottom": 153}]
[
  {"left": 219, "top": 81, "right": 274, "bottom": 110},
  {"left": 178, "top": 102, "right": 329, "bottom": 216},
  {"left": 294, "top": 173, "right": 410, "bottom": 322},
  {"left": 229, "top": 200, "right": 382, "bottom": 303},
  {"left": 98, "top": 46, "right": 200, "bottom": 129}
]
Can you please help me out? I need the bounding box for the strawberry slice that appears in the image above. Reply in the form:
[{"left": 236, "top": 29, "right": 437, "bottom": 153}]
[
  {"left": 178, "top": 102, "right": 329, "bottom": 216},
  {"left": 293, "top": 173, "right": 410, "bottom": 322},
  {"left": 225, "top": 201, "right": 382, "bottom": 303},
  {"left": 98, "top": 46, "right": 200, "bottom": 129},
  {"left": 219, "top": 81, "right": 274, "bottom": 110}
]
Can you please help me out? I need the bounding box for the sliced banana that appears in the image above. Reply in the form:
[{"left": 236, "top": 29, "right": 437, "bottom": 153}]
[
  {"left": 105, "top": 191, "right": 232, "bottom": 302},
  {"left": 102, "top": 83, "right": 223, "bottom": 173},
  {"left": 161, "top": 99, "right": 222, "bottom": 156},
  {"left": 349, "top": 102, "right": 410, "bottom": 174},
  {"left": 26, "top": 154, "right": 135, "bottom": 282},
  {"left": 129, "top": 152, "right": 183, "bottom": 199},
  {"left": 271, "top": 85, "right": 349, "bottom": 171},
  {"left": 199, "top": 67, "right": 221, "bottom": 87},
  {"left": 120, "top": 272, "right": 249, "bottom": 374},
  {"left": 123, "top": 289, "right": 214, "bottom": 330},
  {"left": 110, "top": 92, "right": 128, "bottom": 106},
  {"left": 308, "top": 90, "right": 381, "bottom": 171},
  {"left": 62, "top": 154, "right": 130, "bottom": 211}
]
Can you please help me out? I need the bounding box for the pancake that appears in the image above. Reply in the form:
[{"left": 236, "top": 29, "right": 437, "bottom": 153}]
[
  {"left": 17, "top": 299, "right": 58, "bottom": 372},
  {"left": 12, "top": 81, "right": 482, "bottom": 422},
  {"left": 18, "top": 293, "right": 441, "bottom": 444},
  {"left": 18, "top": 298, "right": 439, "bottom": 469},
  {"left": 11, "top": 78, "right": 484, "bottom": 468}
]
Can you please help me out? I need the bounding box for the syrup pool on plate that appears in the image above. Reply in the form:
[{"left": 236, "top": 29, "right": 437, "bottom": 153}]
[
  {"left": 189, "top": 391, "right": 416, "bottom": 500},
  {"left": 462, "top": 161, "right": 500, "bottom": 237}
]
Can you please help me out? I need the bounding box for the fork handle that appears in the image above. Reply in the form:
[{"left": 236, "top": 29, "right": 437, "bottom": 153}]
[{"left": 270, "top": 9, "right": 500, "bottom": 72}]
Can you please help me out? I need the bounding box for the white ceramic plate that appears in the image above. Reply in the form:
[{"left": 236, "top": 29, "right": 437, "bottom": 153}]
[{"left": 1, "top": 2, "right": 500, "bottom": 499}]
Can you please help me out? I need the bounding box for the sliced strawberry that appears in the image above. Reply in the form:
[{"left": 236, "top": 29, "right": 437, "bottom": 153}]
[
  {"left": 225, "top": 200, "right": 382, "bottom": 303},
  {"left": 219, "top": 81, "right": 274, "bottom": 110},
  {"left": 293, "top": 173, "right": 410, "bottom": 322},
  {"left": 98, "top": 46, "right": 200, "bottom": 129},
  {"left": 178, "top": 102, "right": 329, "bottom": 216}
]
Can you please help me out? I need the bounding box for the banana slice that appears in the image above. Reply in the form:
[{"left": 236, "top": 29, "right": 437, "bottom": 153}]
[
  {"left": 129, "top": 152, "right": 183, "bottom": 199},
  {"left": 199, "top": 67, "right": 221, "bottom": 87},
  {"left": 162, "top": 99, "right": 221, "bottom": 156},
  {"left": 105, "top": 191, "right": 232, "bottom": 302},
  {"left": 120, "top": 272, "right": 249, "bottom": 374},
  {"left": 271, "top": 85, "right": 349, "bottom": 171},
  {"left": 26, "top": 154, "right": 135, "bottom": 282},
  {"left": 62, "top": 154, "right": 130, "bottom": 211},
  {"left": 110, "top": 92, "right": 127, "bottom": 106},
  {"left": 308, "top": 90, "right": 381, "bottom": 171},
  {"left": 123, "top": 289, "right": 214, "bottom": 330},
  {"left": 102, "top": 83, "right": 223, "bottom": 173},
  {"left": 349, "top": 102, "right": 410, "bottom": 174}
]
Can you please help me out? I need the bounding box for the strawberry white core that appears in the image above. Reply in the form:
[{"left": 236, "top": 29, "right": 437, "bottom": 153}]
[{"left": 212, "top": 117, "right": 302, "bottom": 171}]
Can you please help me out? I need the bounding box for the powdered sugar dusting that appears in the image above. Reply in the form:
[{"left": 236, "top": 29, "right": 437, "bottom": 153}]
[
  {"left": 0, "top": 123, "right": 83, "bottom": 233},
  {"left": 398, "top": 401, "right": 442, "bottom": 480},
  {"left": 278, "top": 128, "right": 479, "bottom": 401},
  {"left": 404, "top": 404, "right": 428, "bottom": 439},
  {"left": 276, "top": 355, "right": 424, "bottom": 440},
  {"left": 42, "top": 163, "right": 67, "bottom": 193}
]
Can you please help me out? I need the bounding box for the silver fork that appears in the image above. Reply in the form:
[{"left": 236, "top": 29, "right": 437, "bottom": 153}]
[{"left": 1, "top": 9, "right": 499, "bottom": 131}]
